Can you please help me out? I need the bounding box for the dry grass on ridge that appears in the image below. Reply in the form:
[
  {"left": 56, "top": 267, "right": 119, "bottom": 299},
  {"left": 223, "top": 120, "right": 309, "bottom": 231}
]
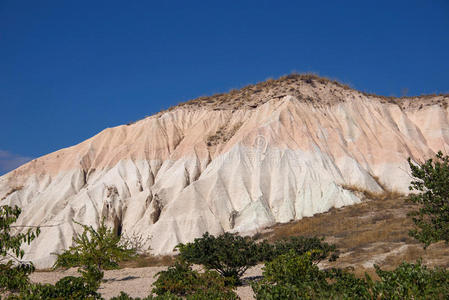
[{"left": 126, "top": 73, "right": 449, "bottom": 126}]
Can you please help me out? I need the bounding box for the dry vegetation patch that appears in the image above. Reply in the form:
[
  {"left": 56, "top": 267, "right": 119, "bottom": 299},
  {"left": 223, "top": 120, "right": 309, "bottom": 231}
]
[
  {"left": 118, "top": 254, "right": 175, "bottom": 269},
  {"left": 206, "top": 122, "right": 243, "bottom": 147},
  {"left": 1, "top": 185, "right": 23, "bottom": 200}
]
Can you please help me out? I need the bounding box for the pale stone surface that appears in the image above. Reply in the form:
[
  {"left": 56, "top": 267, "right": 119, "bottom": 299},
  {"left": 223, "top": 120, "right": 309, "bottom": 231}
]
[{"left": 1, "top": 78, "right": 448, "bottom": 268}]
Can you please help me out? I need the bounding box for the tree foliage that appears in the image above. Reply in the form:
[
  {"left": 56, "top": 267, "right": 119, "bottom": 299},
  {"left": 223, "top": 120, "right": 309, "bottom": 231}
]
[
  {"left": 252, "top": 251, "right": 331, "bottom": 299},
  {"left": 408, "top": 151, "right": 449, "bottom": 247},
  {"left": 372, "top": 260, "right": 449, "bottom": 299},
  {"left": 176, "top": 232, "right": 260, "bottom": 285},
  {"left": 0, "top": 205, "right": 40, "bottom": 293}
]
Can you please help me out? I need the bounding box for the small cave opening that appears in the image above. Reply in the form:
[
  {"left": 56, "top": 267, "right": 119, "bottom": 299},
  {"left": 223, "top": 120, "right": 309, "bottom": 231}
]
[
  {"left": 150, "top": 195, "right": 163, "bottom": 224},
  {"left": 114, "top": 217, "right": 123, "bottom": 237},
  {"left": 117, "top": 222, "right": 123, "bottom": 237}
]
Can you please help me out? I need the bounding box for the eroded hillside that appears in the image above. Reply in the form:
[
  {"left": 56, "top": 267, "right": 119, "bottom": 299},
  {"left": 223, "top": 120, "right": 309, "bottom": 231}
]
[{"left": 1, "top": 74, "right": 448, "bottom": 268}]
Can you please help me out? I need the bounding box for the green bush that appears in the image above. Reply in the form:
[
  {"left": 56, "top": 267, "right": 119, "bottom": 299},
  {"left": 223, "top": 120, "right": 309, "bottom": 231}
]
[
  {"left": 53, "top": 219, "right": 137, "bottom": 289},
  {"left": 252, "top": 251, "right": 329, "bottom": 299},
  {"left": 251, "top": 283, "right": 303, "bottom": 300},
  {"left": 10, "top": 276, "right": 102, "bottom": 300},
  {"left": 372, "top": 261, "right": 449, "bottom": 299},
  {"left": 152, "top": 260, "right": 238, "bottom": 299},
  {"left": 175, "top": 232, "right": 260, "bottom": 285},
  {"left": 326, "top": 268, "right": 373, "bottom": 299},
  {"left": 259, "top": 236, "right": 339, "bottom": 263},
  {"left": 262, "top": 250, "right": 326, "bottom": 286}
]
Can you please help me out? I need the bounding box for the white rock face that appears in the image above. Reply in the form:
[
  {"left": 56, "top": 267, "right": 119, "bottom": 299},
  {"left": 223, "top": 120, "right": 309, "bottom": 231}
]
[{"left": 1, "top": 77, "right": 448, "bottom": 268}]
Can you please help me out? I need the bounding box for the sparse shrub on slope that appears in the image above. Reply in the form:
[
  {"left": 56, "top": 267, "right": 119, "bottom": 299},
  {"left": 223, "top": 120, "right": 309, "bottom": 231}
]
[{"left": 259, "top": 236, "right": 339, "bottom": 263}]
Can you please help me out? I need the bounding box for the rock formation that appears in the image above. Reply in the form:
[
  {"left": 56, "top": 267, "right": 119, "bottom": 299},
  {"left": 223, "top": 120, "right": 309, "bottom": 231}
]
[{"left": 1, "top": 74, "right": 448, "bottom": 267}]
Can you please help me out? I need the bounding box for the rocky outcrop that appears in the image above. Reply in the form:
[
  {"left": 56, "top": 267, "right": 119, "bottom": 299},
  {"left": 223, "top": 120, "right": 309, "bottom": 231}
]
[{"left": 1, "top": 74, "right": 448, "bottom": 267}]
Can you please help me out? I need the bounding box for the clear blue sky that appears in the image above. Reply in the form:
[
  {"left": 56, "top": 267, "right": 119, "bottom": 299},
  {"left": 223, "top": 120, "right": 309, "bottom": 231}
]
[{"left": 1, "top": 0, "right": 448, "bottom": 174}]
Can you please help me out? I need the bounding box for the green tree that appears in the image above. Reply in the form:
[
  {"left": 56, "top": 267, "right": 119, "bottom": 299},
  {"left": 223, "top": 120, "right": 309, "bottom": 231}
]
[
  {"left": 175, "top": 232, "right": 260, "bottom": 286},
  {"left": 408, "top": 151, "right": 449, "bottom": 247},
  {"left": 53, "top": 219, "right": 137, "bottom": 289},
  {"left": 0, "top": 205, "right": 40, "bottom": 293}
]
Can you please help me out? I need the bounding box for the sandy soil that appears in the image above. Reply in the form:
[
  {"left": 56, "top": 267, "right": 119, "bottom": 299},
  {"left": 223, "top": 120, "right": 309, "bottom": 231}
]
[{"left": 30, "top": 265, "right": 263, "bottom": 299}]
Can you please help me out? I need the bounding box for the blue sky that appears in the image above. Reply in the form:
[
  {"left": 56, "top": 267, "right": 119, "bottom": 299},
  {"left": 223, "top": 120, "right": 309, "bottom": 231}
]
[{"left": 0, "top": 0, "right": 448, "bottom": 174}]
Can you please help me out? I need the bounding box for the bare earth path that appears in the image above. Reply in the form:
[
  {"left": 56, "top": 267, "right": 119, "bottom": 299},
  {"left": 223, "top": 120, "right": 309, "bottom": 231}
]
[{"left": 31, "top": 265, "right": 262, "bottom": 299}]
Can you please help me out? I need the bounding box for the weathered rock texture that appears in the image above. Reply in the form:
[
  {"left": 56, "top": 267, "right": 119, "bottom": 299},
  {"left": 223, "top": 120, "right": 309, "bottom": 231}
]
[{"left": 1, "top": 74, "right": 448, "bottom": 267}]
